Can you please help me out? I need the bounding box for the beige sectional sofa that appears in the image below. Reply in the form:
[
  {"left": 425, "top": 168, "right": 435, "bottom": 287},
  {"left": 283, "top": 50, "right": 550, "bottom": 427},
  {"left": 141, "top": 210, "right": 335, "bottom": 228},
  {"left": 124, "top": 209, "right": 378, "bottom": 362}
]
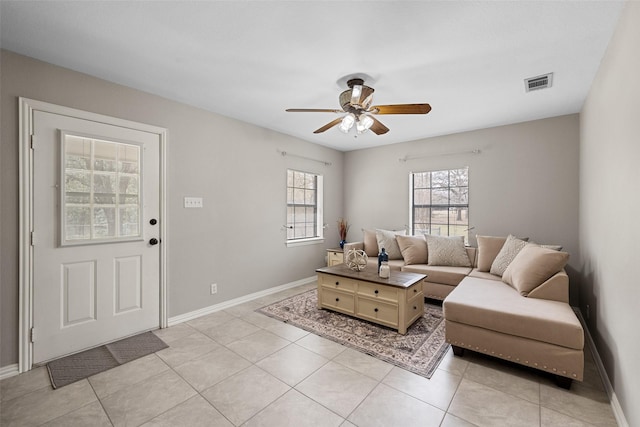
[{"left": 343, "top": 230, "right": 584, "bottom": 388}]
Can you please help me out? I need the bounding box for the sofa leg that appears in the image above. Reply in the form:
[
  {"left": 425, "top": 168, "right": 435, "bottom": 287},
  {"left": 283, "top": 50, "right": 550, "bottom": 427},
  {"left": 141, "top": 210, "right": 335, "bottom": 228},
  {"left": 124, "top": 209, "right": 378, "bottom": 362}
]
[
  {"left": 451, "top": 345, "right": 465, "bottom": 357},
  {"left": 555, "top": 375, "right": 572, "bottom": 390}
]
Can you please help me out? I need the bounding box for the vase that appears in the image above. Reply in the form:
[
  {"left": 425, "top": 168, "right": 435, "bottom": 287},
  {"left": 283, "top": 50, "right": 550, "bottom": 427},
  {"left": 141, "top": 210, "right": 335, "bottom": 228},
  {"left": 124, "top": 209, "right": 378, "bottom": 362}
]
[{"left": 339, "top": 240, "right": 346, "bottom": 249}]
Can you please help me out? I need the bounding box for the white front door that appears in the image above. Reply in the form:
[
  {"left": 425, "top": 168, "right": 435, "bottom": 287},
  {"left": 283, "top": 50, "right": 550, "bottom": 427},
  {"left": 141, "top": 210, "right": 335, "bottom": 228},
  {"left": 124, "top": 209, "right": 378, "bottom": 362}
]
[{"left": 32, "top": 110, "right": 161, "bottom": 364}]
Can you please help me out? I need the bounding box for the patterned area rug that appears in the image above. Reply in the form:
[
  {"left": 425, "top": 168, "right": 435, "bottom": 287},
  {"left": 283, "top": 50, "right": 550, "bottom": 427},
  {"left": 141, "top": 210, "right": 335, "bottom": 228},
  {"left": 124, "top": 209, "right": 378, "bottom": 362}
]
[{"left": 257, "top": 289, "right": 449, "bottom": 379}]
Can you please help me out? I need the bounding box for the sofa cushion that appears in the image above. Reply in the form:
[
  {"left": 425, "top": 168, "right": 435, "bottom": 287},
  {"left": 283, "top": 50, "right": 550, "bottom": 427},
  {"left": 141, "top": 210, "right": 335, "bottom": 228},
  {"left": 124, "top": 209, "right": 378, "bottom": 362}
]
[
  {"left": 362, "top": 229, "right": 379, "bottom": 257},
  {"left": 502, "top": 244, "right": 570, "bottom": 296},
  {"left": 401, "top": 265, "right": 471, "bottom": 286},
  {"left": 490, "top": 234, "right": 528, "bottom": 276},
  {"left": 425, "top": 235, "right": 471, "bottom": 267},
  {"left": 375, "top": 229, "right": 405, "bottom": 260},
  {"left": 476, "top": 235, "right": 507, "bottom": 271},
  {"left": 444, "top": 277, "right": 583, "bottom": 350},
  {"left": 396, "top": 235, "right": 428, "bottom": 265}
]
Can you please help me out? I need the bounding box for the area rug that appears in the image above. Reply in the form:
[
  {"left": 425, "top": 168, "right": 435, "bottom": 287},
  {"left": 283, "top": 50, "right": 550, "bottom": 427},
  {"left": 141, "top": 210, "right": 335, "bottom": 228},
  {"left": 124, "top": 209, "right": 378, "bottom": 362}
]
[
  {"left": 47, "top": 331, "right": 168, "bottom": 389},
  {"left": 257, "top": 290, "right": 449, "bottom": 379}
]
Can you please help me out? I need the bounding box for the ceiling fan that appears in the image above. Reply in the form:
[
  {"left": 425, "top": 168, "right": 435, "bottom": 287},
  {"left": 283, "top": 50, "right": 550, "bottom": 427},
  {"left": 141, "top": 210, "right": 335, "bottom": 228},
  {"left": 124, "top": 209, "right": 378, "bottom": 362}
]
[{"left": 286, "top": 78, "right": 431, "bottom": 135}]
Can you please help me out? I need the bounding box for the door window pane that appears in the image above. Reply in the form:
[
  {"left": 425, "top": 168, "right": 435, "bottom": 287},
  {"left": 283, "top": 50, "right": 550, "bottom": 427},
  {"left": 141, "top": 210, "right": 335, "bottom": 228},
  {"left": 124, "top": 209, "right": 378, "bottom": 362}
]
[{"left": 62, "top": 133, "right": 142, "bottom": 244}]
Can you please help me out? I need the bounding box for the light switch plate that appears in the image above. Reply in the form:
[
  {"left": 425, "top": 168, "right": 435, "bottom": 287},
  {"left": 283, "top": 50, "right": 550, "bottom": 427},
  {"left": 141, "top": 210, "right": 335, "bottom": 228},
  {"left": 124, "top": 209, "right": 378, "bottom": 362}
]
[{"left": 184, "top": 197, "right": 203, "bottom": 208}]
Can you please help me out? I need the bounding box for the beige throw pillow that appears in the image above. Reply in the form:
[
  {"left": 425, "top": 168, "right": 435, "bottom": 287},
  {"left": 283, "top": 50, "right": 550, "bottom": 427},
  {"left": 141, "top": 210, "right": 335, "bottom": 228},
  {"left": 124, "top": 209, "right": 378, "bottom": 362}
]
[
  {"left": 425, "top": 235, "right": 471, "bottom": 267},
  {"left": 396, "top": 235, "right": 428, "bottom": 265},
  {"left": 362, "top": 229, "right": 379, "bottom": 257},
  {"left": 375, "top": 229, "right": 405, "bottom": 260},
  {"left": 476, "top": 235, "right": 507, "bottom": 272},
  {"left": 490, "top": 234, "right": 528, "bottom": 276},
  {"left": 502, "top": 244, "right": 570, "bottom": 296}
]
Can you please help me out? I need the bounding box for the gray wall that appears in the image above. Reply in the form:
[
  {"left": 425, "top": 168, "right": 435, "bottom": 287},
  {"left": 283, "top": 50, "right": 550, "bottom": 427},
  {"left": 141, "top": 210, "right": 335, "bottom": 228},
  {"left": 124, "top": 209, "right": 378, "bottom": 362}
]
[
  {"left": 580, "top": 1, "right": 639, "bottom": 425},
  {"left": 0, "top": 50, "right": 344, "bottom": 367},
  {"left": 344, "top": 114, "right": 581, "bottom": 300}
]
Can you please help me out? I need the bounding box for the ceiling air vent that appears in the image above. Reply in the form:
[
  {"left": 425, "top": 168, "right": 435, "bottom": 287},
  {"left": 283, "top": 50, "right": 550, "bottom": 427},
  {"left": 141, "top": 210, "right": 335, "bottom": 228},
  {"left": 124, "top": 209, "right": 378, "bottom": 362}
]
[{"left": 525, "top": 73, "right": 553, "bottom": 92}]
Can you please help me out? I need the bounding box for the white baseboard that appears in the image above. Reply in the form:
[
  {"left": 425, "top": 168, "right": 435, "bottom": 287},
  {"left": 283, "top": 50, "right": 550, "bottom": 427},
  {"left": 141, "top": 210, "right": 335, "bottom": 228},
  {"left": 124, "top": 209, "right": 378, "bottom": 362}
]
[
  {"left": 168, "top": 276, "right": 316, "bottom": 327},
  {"left": 0, "top": 363, "right": 19, "bottom": 380},
  {"left": 574, "top": 308, "right": 629, "bottom": 427}
]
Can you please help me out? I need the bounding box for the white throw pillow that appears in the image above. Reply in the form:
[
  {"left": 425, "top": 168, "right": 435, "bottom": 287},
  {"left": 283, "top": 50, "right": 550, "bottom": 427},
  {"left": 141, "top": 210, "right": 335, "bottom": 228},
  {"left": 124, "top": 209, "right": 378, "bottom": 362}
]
[
  {"left": 490, "top": 234, "right": 528, "bottom": 276},
  {"left": 425, "top": 235, "right": 471, "bottom": 267},
  {"left": 375, "top": 229, "right": 405, "bottom": 260}
]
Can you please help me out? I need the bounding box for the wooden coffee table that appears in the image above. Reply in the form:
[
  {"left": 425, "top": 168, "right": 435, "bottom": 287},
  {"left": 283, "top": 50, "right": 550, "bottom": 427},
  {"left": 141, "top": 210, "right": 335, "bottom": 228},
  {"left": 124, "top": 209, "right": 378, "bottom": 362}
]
[{"left": 316, "top": 264, "right": 426, "bottom": 334}]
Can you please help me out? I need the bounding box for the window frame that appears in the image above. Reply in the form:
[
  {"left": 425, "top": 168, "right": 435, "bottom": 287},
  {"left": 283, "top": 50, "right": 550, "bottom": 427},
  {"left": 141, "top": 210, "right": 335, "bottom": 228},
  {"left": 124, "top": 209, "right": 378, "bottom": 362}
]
[
  {"left": 285, "top": 169, "right": 324, "bottom": 247},
  {"left": 409, "top": 167, "right": 469, "bottom": 242}
]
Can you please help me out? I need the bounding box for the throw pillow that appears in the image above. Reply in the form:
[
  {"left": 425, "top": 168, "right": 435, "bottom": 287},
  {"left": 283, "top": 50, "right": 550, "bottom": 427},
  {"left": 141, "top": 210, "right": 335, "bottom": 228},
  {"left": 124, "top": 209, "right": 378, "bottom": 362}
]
[
  {"left": 375, "top": 229, "right": 405, "bottom": 260},
  {"left": 362, "top": 229, "right": 379, "bottom": 257},
  {"left": 396, "top": 235, "right": 428, "bottom": 265},
  {"left": 502, "top": 244, "right": 570, "bottom": 296},
  {"left": 425, "top": 235, "right": 471, "bottom": 267},
  {"left": 490, "top": 234, "right": 528, "bottom": 276},
  {"left": 476, "top": 235, "right": 507, "bottom": 272}
]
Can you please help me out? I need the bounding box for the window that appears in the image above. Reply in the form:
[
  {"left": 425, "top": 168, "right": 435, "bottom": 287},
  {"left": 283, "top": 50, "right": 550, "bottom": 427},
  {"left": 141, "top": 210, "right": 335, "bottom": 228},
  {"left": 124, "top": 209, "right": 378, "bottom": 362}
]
[
  {"left": 62, "top": 132, "right": 142, "bottom": 245},
  {"left": 286, "top": 169, "right": 323, "bottom": 245},
  {"left": 410, "top": 167, "right": 469, "bottom": 241}
]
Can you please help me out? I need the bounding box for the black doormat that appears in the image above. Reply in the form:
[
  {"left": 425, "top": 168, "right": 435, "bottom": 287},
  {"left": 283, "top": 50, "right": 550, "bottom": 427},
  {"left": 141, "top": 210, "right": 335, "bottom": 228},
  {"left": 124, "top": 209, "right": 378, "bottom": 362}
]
[{"left": 46, "top": 331, "right": 168, "bottom": 389}]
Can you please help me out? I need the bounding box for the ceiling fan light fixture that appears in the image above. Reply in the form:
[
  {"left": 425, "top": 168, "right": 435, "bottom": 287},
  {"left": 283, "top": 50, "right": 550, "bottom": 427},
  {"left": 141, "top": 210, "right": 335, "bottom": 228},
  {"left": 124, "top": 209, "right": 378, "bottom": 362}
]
[
  {"left": 356, "top": 115, "right": 374, "bottom": 133},
  {"left": 350, "top": 85, "right": 362, "bottom": 105},
  {"left": 339, "top": 113, "right": 355, "bottom": 133}
]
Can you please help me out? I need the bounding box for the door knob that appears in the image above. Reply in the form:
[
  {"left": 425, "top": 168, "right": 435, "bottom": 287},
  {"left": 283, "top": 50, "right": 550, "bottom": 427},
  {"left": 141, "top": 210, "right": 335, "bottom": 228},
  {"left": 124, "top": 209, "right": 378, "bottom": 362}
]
[
  {"left": 149, "top": 238, "right": 159, "bottom": 245},
  {"left": 149, "top": 219, "right": 158, "bottom": 225}
]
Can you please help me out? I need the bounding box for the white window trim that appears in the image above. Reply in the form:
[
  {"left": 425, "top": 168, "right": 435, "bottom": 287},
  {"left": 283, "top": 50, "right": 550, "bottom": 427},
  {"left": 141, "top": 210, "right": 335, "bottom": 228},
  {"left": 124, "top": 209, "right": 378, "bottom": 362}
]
[{"left": 285, "top": 171, "right": 324, "bottom": 246}]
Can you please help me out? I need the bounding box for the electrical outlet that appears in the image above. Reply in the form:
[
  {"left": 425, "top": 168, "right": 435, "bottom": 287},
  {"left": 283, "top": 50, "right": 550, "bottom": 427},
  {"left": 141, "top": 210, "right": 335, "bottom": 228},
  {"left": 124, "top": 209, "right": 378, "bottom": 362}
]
[{"left": 210, "top": 283, "right": 217, "bottom": 295}]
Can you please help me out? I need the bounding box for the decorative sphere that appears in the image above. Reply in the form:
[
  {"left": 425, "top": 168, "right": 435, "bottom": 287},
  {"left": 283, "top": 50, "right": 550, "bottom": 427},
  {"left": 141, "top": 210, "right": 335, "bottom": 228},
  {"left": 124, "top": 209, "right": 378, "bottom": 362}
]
[{"left": 345, "top": 249, "right": 368, "bottom": 271}]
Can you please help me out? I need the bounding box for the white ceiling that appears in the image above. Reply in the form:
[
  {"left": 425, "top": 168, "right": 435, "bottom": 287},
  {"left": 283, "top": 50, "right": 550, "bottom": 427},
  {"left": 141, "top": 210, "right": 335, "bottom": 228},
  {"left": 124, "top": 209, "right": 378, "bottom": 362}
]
[{"left": 0, "top": 1, "right": 625, "bottom": 151}]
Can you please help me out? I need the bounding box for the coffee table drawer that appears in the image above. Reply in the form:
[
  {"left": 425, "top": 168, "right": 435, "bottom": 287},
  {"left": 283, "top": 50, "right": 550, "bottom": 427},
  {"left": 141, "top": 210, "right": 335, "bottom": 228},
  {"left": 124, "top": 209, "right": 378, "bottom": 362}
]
[
  {"left": 321, "top": 288, "right": 355, "bottom": 314},
  {"left": 318, "top": 273, "right": 357, "bottom": 292},
  {"left": 356, "top": 297, "right": 398, "bottom": 327},
  {"left": 405, "top": 295, "right": 424, "bottom": 325},
  {"left": 406, "top": 282, "right": 423, "bottom": 302},
  {"left": 357, "top": 282, "right": 398, "bottom": 303}
]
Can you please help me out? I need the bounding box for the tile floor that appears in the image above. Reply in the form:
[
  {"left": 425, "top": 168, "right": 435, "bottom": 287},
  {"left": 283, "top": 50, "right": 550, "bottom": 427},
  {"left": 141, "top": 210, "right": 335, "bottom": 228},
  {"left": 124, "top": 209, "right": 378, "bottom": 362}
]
[{"left": 0, "top": 282, "right": 619, "bottom": 427}]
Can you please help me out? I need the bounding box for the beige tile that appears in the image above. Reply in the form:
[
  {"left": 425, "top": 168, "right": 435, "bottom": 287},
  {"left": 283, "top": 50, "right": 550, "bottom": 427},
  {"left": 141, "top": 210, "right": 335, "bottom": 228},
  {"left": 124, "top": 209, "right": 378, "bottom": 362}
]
[
  {"left": 240, "top": 311, "right": 286, "bottom": 328},
  {"left": 244, "top": 389, "right": 344, "bottom": 427},
  {"left": 448, "top": 379, "right": 540, "bottom": 427},
  {"left": 333, "top": 348, "right": 394, "bottom": 381},
  {"left": 436, "top": 346, "right": 469, "bottom": 377},
  {"left": 540, "top": 406, "right": 598, "bottom": 427},
  {"left": 295, "top": 361, "right": 378, "bottom": 418},
  {"left": 264, "top": 321, "right": 310, "bottom": 341},
  {"left": 101, "top": 369, "right": 197, "bottom": 427},
  {"left": 202, "top": 365, "right": 290, "bottom": 426},
  {"left": 200, "top": 317, "right": 261, "bottom": 345},
  {"left": 540, "top": 382, "right": 617, "bottom": 426},
  {"left": 141, "top": 395, "right": 233, "bottom": 427},
  {"left": 295, "top": 333, "right": 347, "bottom": 359},
  {"left": 256, "top": 343, "right": 329, "bottom": 386},
  {"left": 186, "top": 310, "right": 236, "bottom": 331},
  {"left": 463, "top": 360, "right": 540, "bottom": 404},
  {"left": 382, "top": 366, "right": 461, "bottom": 411},
  {"left": 348, "top": 383, "right": 445, "bottom": 427},
  {"left": 152, "top": 323, "right": 196, "bottom": 344},
  {"left": 440, "top": 413, "right": 479, "bottom": 427},
  {"left": 174, "top": 346, "right": 252, "bottom": 391},
  {"left": 156, "top": 331, "right": 221, "bottom": 367},
  {"left": 0, "top": 379, "right": 97, "bottom": 426},
  {"left": 340, "top": 422, "right": 357, "bottom": 427},
  {"left": 223, "top": 300, "right": 264, "bottom": 317},
  {"left": 89, "top": 353, "right": 169, "bottom": 399},
  {"left": 41, "top": 400, "right": 112, "bottom": 427},
  {"left": 0, "top": 365, "right": 51, "bottom": 402},
  {"left": 225, "top": 330, "right": 290, "bottom": 363}
]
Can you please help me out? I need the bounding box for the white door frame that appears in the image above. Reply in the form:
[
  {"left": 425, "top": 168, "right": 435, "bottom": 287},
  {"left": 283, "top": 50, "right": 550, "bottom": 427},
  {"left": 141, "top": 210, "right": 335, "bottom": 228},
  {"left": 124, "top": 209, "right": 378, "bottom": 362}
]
[{"left": 18, "top": 97, "right": 168, "bottom": 372}]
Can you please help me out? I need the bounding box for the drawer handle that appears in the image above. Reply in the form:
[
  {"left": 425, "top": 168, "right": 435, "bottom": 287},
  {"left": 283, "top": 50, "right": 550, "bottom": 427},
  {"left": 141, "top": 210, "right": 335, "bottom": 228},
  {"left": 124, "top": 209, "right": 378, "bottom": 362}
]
[
  {"left": 374, "top": 290, "right": 379, "bottom": 294},
  {"left": 374, "top": 308, "right": 379, "bottom": 312},
  {"left": 335, "top": 281, "right": 339, "bottom": 286},
  {"left": 414, "top": 289, "right": 418, "bottom": 293},
  {"left": 335, "top": 297, "right": 340, "bottom": 302},
  {"left": 413, "top": 306, "right": 417, "bottom": 310}
]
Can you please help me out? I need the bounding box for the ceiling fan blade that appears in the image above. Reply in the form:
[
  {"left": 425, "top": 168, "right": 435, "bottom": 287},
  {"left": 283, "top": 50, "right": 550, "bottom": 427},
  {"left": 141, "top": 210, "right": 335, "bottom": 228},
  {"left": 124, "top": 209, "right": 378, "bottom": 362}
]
[
  {"left": 286, "top": 108, "right": 342, "bottom": 113},
  {"left": 371, "top": 104, "right": 432, "bottom": 115},
  {"left": 313, "top": 117, "right": 344, "bottom": 134},
  {"left": 369, "top": 116, "right": 390, "bottom": 135}
]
